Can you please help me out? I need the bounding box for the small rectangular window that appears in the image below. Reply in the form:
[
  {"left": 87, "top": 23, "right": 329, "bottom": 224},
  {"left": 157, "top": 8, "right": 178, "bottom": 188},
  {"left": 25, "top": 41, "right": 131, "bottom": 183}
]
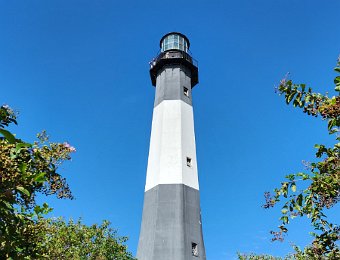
[
  {"left": 183, "top": 87, "right": 189, "bottom": 97},
  {"left": 192, "top": 243, "right": 198, "bottom": 257},
  {"left": 186, "top": 157, "right": 192, "bottom": 167}
]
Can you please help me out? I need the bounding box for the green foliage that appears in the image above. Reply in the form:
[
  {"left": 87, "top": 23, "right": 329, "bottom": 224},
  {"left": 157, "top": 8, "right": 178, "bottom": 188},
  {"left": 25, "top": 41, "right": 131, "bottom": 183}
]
[
  {"left": 237, "top": 253, "right": 284, "bottom": 260},
  {"left": 0, "top": 105, "right": 17, "bottom": 128},
  {"left": 36, "top": 218, "right": 135, "bottom": 260},
  {"left": 0, "top": 105, "right": 76, "bottom": 258},
  {"left": 0, "top": 105, "right": 135, "bottom": 259},
  {"left": 261, "top": 58, "right": 340, "bottom": 259}
]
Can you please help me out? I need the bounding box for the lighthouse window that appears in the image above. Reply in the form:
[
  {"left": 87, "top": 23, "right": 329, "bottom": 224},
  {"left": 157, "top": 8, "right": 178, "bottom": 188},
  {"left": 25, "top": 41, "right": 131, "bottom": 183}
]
[
  {"left": 183, "top": 87, "right": 189, "bottom": 97},
  {"left": 186, "top": 157, "right": 192, "bottom": 167},
  {"left": 192, "top": 243, "right": 198, "bottom": 257}
]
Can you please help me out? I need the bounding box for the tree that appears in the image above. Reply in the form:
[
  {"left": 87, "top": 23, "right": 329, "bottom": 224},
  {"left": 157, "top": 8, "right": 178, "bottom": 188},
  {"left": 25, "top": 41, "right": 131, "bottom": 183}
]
[
  {"left": 0, "top": 105, "right": 135, "bottom": 259},
  {"left": 0, "top": 105, "right": 75, "bottom": 258},
  {"left": 239, "top": 57, "right": 340, "bottom": 260},
  {"left": 267, "top": 58, "right": 339, "bottom": 259},
  {"left": 237, "top": 253, "right": 283, "bottom": 260},
  {"left": 36, "top": 218, "right": 135, "bottom": 260}
]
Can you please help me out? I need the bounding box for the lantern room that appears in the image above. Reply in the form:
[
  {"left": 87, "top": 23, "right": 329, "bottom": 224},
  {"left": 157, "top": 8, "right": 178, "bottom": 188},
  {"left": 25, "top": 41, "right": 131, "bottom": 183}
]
[{"left": 160, "top": 32, "right": 190, "bottom": 53}]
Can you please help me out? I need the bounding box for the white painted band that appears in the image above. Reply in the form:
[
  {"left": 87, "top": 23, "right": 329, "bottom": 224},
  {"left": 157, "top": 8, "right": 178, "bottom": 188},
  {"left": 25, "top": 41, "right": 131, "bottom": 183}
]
[{"left": 145, "top": 100, "right": 199, "bottom": 191}]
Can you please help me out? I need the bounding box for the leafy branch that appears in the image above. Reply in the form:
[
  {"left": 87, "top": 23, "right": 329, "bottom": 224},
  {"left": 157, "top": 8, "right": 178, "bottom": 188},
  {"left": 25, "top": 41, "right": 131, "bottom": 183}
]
[{"left": 263, "top": 58, "right": 340, "bottom": 258}]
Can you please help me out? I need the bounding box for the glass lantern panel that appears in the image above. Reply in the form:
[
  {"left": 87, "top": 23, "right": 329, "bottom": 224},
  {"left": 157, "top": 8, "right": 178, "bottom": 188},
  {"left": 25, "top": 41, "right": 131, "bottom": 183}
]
[
  {"left": 161, "top": 34, "right": 189, "bottom": 52},
  {"left": 180, "top": 37, "right": 184, "bottom": 45}
]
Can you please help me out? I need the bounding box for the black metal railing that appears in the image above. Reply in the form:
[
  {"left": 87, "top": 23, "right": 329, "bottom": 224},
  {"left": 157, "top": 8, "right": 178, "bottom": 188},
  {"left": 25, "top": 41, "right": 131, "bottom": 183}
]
[{"left": 149, "top": 50, "right": 198, "bottom": 69}]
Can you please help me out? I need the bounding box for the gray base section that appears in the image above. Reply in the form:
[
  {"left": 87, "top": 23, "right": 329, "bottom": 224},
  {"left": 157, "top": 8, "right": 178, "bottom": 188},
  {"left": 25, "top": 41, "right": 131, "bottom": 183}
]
[{"left": 137, "top": 184, "right": 206, "bottom": 260}]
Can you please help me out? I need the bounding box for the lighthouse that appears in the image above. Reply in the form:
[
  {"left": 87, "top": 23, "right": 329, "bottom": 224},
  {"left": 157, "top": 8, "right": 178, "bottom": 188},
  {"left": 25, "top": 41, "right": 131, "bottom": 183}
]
[{"left": 137, "top": 32, "right": 206, "bottom": 260}]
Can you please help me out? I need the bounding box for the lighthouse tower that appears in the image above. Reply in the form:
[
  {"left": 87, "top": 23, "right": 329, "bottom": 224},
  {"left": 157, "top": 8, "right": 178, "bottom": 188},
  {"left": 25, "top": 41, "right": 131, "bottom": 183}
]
[{"left": 137, "top": 32, "right": 206, "bottom": 260}]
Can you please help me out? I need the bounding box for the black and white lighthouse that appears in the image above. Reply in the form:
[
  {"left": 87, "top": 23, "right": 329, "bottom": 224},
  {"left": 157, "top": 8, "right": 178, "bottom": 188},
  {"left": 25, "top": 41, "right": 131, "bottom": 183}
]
[{"left": 137, "top": 32, "right": 206, "bottom": 260}]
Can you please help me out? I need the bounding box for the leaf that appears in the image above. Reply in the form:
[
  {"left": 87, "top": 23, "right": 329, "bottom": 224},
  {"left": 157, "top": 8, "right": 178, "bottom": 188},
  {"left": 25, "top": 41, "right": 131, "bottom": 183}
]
[
  {"left": 15, "top": 142, "right": 32, "bottom": 151},
  {"left": 293, "top": 203, "right": 301, "bottom": 211},
  {"left": 328, "top": 119, "right": 336, "bottom": 131},
  {"left": 297, "top": 194, "right": 303, "bottom": 206},
  {"left": 287, "top": 92, "right": 296, "bottom": 104},
  {"left": 34, "top": 204, "right": 51, "bottom": 215},
  {"left": 1, "top": 200, "right": 13, "bottom": 210},
  {"left": 34, "top": 205, "right": 43, "bottom": 214},
  {"left": 330, "top": 128, "right": 339, "bottom": 135},
  {"left": 34, "top": 172, "right": 46, "bottom": 183},
  {"left": 19, "top": 163, "right": 27, "bottom": 174},
  {"left": 334, "top": 76, "right": 340, "bottom": 86},
  {"left": 285, "top": 174, "right": 295, "bottom": 181},
  {"left": 291, "top": 183, "right": 296, "bottom": 192},
  {"left": 279, "top": 225, "right": 288, "bottom": 233},
  {"left": 42, "top": 202, "right": 52, "bottom": 214},
  {"left": 280, "top": 216, "right": 289, "bottom": 224},
  {"left": 16, "top": 186, "right": 30, "bottom": 197},
  {"left": 0, "top": 129, "right": 17, "bottom": 144}
]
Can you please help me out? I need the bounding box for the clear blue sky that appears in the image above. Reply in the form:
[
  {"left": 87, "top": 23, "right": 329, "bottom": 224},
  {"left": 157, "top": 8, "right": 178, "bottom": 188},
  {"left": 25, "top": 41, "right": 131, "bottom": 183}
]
[{"left": 1, "top": 1, "right": 339, "bottom": 259}]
